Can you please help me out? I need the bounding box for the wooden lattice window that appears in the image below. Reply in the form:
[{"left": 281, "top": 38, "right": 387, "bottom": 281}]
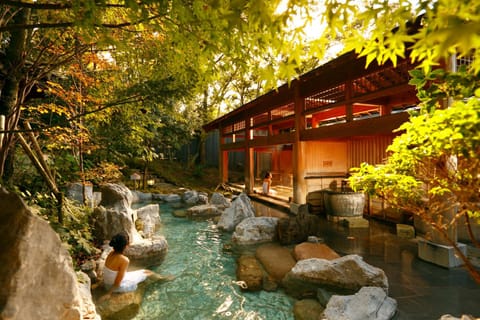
[
  {"left": 222, "top": 124, "right": 233, "bottom": 135},
  {"left": 252, "top": 112, "right": 269, "bottom": 127},
  {"left": 305, "top": 85, "right": 345, "bottom": 110},
  {"left": 271, "top": 103, "right": 295, "bottom": 119},
  {"left": 353, "top": 61, "right": 410, "bottom": 96}
]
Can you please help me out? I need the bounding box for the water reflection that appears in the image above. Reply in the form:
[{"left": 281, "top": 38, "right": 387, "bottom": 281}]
[{"left": 133, "top": 203, "right": 295, "bottom": 320}]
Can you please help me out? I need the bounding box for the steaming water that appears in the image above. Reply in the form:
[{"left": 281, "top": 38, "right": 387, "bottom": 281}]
[{"left": 132, "top": 203, "right": 295, "bottom": 320}]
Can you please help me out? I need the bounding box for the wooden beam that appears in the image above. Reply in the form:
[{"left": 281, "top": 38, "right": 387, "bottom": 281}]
[{"left": 301, "top": 112, "right": 410, "bottom": 141}]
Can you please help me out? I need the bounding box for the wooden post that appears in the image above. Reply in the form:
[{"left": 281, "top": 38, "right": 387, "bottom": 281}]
[
  {"left": 345, "top": 79, "right": 353, "bottom": 122},
  {"left": 220, "top": 149, "right": 228, "bottom": 183},
  {"left": 218, "top": 127, "right": 229, "bottom": 183},
  {"left": 292, "top": 80, "right": 307, "bottom": 204},
  {"left": 244, "top": 117, "right": 254, "bottom": 193}
]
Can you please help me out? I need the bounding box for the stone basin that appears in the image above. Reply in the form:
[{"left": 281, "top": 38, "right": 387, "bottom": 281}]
[{"left": 323, "top": 188, "right": 365, "bottom": 217}]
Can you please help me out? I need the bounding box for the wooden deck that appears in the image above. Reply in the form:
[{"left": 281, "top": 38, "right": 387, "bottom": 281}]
[{"left": 227, "top": 183, "right": 292, "bottom": 214}]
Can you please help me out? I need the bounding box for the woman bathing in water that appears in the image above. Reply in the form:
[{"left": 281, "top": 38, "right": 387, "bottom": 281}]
[
  {"left": 100, "top": 232, "right": 173, "bottom": 300},
  {"left": 262, "top": 171, "right": 276, "bottom": 195}
]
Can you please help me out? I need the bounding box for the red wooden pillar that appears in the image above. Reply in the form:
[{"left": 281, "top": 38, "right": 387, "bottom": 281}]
[
  {"left": 220, "top": 149, "right": 228, "bottom": 183},
  {"left": 292, "top": 80, "right": 307, "bottom": 204},
  {"left": 218, "top": 127, "right": 229, "bottom": 183},
  {"left": 345, "top": 79, "right": 353, "bottom": 122},
  {"left": 244, "top": 118, "right": 254, "bottom": 193}
]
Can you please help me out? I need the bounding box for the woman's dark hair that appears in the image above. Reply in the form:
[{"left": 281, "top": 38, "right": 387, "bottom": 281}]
[
  {"left": 264, "top": 172, "right": 271, "bottom": 179},
  {"left": 109, "top": 232, "right": 129, "bottom": 253}
]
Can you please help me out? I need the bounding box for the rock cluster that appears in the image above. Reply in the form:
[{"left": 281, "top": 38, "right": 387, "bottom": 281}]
[
  {"left": 205, "top": 191, "right": 398, "bottom": 320},
  {"left": 14, "top": 182, "right": 401, "bottom": 320},
  {"left": 0, "top": 188, "right": 99, "bottom": 320}
]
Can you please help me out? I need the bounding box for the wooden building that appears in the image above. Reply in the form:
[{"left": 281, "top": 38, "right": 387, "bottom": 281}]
[{"left": 203, "top": 51, "right": 419, "bottom": 220}]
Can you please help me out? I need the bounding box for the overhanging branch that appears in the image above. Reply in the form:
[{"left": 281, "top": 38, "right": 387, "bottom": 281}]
[
  {"left": 2, "top": 0, "right": 125, "bottom": 10},
  {"left": 0, "top": 13, "right": 165, "bottom": 32}
]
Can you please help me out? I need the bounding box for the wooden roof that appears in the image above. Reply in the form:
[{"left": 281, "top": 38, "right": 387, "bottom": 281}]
[{"left": 203, "top": 50, "right": 417, "bottom": 132}]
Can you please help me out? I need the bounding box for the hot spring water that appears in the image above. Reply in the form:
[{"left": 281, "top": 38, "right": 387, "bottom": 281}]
[{"left": 132, "top": 202, "right": 295, "bottom": 320}]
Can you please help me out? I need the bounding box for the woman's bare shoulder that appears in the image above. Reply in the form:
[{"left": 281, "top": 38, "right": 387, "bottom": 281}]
[{"left": 106, "top": 252, "right": 129, "bottom": 269}]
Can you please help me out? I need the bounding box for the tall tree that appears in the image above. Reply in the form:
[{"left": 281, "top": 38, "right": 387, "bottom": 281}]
[{"left": 0, "top": 0, "right": 317, "bottom": 186}]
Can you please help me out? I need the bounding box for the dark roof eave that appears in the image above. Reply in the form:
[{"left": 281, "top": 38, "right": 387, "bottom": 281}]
[{"left": 202, "top": 51, "right": 359, "bottom": 132}]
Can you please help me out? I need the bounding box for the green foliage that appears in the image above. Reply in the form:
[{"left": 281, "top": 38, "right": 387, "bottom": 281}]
[
  {"left": 84, "top": 161, "right": 124, "bottom": 185},
  {"left": 22, "top": 193, "right": 99, "bottom": 267},
  {"left": 350, "top": 97, "right": 480, "bottom": 210},
  {"left": 323, "top": 0, "right": 480, "bottom": 73}
]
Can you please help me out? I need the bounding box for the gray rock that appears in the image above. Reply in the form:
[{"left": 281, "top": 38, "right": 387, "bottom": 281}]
[
  {"left": 232, "top": 217, "right": 279, "bottom": 245},
  {"left": 93, "top": 206, "right": 140, "bottom": 244},
  {"left": 198, "top": 192, "right": 209, "bottom": 204},
  {"left": 323, "top": 287, "right": 397, "bottom": 320},
  {"left": 152, "top": 193, "right": 167, "bottom": 201},
  {"left": 125, "top": 236, "right": 169, "bottom": 267},
  {"left": 282, "top": 255, "right": 389, "bottom": 298},
  {"left": 183, "top": 190, "right": 199, "bottom": 205},
  {"left": 135, "top": 204, "right": 161, "bottom": 238},
  {"left": 165, "top": 194, "right": 181, "bottom": 203},
  {"left": 131, "top": 191, "right": 153, "bottom": 203},
  {"left": 0, "top": 188, "right": 83, "bottom": 320},
  {"left": 77, "top": 272, "right": 101, "bottom": 320},
  {"left": 99, "top": 183, "right": 133, "bottom": 209},
  {"left": 210, "top": 192, "right": 231, "bottom": 209},
  {"left": 187, "top": 204, "right": 223, "bottom": 218},
  {"left": 218, "top": 192, "right": 255, "bottom": 232},
  {"left": 80, "top": 260, "right": 98, "bottom": 283}
]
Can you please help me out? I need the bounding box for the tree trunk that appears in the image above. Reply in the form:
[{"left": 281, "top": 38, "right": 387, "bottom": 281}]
[
  {"left": 17, "top": 133, "right": 63, "bottom": 224},
  {"left": 0, "top": 8, "right": 31, "bottom": 179}
]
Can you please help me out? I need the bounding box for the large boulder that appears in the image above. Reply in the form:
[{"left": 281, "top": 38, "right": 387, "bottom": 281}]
[
  {"left": 93, "top": 183, "right": 143, "bottom": 243},
  {"left": 236, "top": 255, "right": 264, "bottom": 291},
  {"left": 217, "top": 193, "right": 255, "bottom": 232},
  {"left": 323, "top": 286, "right": 397, "bottom": 320},
  {"left": 232, "top": 217, "right": 279, "bottom": 245},
  {"left": 255, "top": 243, "right": 296, "bottom": 282},
  {"left": 93, "top": 184, "right": 168, "bottom": 266},
  {"left": 282, "top": 255, "right": 389, "bottom": 298},
  {"left": 93, "top": 183, "right": 142, "bottom": 242},
  {"left": 0, "top": 188, "right": 84, "bottom": 320},
  {"left": 93, "top": 206, "right": 140, "bottom": 244},
  {"left": 99, "top": 183, "right": 133, "bottom": 209}
]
